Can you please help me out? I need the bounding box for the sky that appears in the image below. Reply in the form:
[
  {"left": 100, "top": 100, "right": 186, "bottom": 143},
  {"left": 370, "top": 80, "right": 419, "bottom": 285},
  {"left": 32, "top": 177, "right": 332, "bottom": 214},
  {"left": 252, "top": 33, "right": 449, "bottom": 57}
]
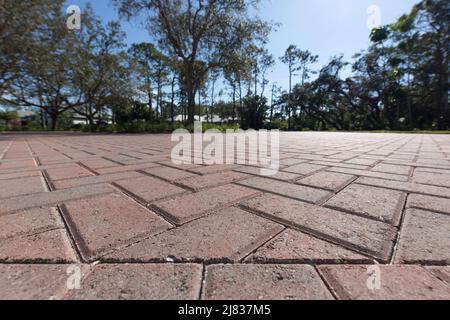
[{"left": 71, "top": 0, "right": 419, "bottom": 94}]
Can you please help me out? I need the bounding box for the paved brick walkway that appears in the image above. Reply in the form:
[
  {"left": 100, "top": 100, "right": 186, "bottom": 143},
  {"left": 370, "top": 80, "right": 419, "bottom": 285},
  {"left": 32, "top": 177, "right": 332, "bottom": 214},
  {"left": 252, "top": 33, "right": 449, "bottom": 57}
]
[{"left": 0, "top": 132, "right": 449, "bottom": 300}]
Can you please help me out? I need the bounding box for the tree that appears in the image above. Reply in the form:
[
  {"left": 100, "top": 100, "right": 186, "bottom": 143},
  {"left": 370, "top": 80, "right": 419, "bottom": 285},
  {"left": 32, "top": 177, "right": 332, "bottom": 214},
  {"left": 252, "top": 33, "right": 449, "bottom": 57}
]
[
  {"left": 0, "top": 0, "right": 60, "bottom": 95},
  {"left": 73, "top": 13, "right": 127, "bottom": 128},
  {"left": 129, "top": 43, "right": 170, "bottom": 121},
  {"left": 414, "top": 0, "right": 449, "bottom": 129},
  {"left": 6, "top": 1, "right": 85, "bottom": 130},
  {"left": 240, "top": 95, "right": 268, "bottom": 130},
  {"left": 223, "top": 47, "right": 255, "bottom": 122},
  {"left": 280, "top": 45, "right": 318, "bottom": 129},
  {"left": 0, "top": 110, "right": 18, "bottom": 125},
  {"left": 251, "top": 47, "right": 274, "bottom": 96},
  {"left": 269, "top": 83, "right": 281, "bottom": 122},
  {"left": 114, "top": 0, "right": 271, "bottom": 124},
  {"left": 390, "top": 7, "right": 419, "bottom": 129}
]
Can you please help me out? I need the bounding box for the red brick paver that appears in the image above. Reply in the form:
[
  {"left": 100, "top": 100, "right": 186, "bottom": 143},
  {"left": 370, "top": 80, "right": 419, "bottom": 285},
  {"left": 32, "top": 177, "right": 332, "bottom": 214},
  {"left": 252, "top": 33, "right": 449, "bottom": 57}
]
[
  {"left": 325, "top": 184, "right": 406, "bottom": 225},
  {"left": 104, "top": 207, "right": 283, "bottom": 263},
  {"left": 152, "top": 184, "right": 261, "bottom": 225},
  {"left": 318, "top": 265, "right": 450, "bottom": 300},
  {"left": 0, "top": 176, "right": 47, "bottom": 199},
  {"left": 68, "top": 264, "right": 202, "bottom": 300},
  {"left": 60, "top": 193, "right": 172, "bottom": 262},
  {"left": 395, "top": 209, "right": 450, "bottom": 264},
  {"left": 203, "top": 264, "right": 334, "bottom": 300},
  {"left": 241, "top": 193, "right": 397, "bottom": 262}
]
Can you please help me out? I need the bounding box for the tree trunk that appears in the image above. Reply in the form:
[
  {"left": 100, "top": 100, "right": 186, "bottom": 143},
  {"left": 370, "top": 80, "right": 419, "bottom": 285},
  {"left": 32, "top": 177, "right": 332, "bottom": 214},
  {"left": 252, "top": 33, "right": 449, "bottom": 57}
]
[
  {"left": 254, "top": 68, "right": 258, "bottom": 96},
  {"left": 238, "top": 77, "right": 243, "bottom": 124},
  {"left": 198, "top": 90, "right": 202, "bottom": 120},
  {"left": 88, "top": 105, "right": 94, "bottom": 128},
  {"left": 232, "top": 84, "right": 236, "bottom": 123},
  {"left": 209, "top": 78, "right": 216, "bottom": 124},
  {"left": 288, "top": 69, "right": 292, "bottom": 130},
  {"left": 185, "top": 61, "right": 196, "bottom": 124},
  {"left": 270, "top": 86, "right": 275, "bottom": 122},
  {"left": 148, "top": 93, "right": 153, "bottom": 122},
  {"left": 156, "top": 83, "right": 160, "bottom": 121},
  {"left": 50, "top": 113, "right": 58, "bottom": 131},
  {"left": 170, "top": 76, "right": 176, "bottom": 124},
  {"left": 40, "top": 110, "right": 47, "bottom": 129}
]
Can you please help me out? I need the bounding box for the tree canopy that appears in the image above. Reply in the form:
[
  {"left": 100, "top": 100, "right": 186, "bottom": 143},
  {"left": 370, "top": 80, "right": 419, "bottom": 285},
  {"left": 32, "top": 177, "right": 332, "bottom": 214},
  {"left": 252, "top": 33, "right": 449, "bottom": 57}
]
[{"left": 0, "top": 0, "right": 448, "bottom": 131}]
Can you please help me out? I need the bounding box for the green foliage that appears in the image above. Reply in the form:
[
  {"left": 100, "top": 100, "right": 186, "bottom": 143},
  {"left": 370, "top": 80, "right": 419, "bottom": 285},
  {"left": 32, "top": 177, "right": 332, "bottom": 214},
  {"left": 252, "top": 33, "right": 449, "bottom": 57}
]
[
  {"left": 240, "top": 95, "right": 268, "bottom": 130},
  {"left": 0, "top": 111, "right": 18, "bottom": 123},
  {"left": 370, "top": 27, "right": 390, "bottom": 43},
  {"left": 264, "top": 120, "right": 288, "bottom": 130},
  {"left": 87, "top": 122, "right": 240, "bottom": 134},
  {"left": 1, "top": 0, "right": 448, "bottom": 133}
]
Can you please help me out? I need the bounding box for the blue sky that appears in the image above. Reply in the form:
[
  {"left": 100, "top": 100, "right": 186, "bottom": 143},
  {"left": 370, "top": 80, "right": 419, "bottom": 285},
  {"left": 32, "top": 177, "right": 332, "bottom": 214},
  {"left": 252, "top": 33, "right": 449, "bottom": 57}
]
[{"left": 71, "top": 0, "right": 419, "bottom": 93}]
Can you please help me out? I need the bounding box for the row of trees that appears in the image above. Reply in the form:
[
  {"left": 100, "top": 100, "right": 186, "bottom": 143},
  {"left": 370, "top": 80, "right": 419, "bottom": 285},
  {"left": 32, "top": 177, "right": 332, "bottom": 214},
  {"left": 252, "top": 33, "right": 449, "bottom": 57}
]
[
  {"left": 1, "top": 0, "right": 130, "bottom": 130},
  {"left": 0, "top": 0, "right": 448, "bottom": 131},
  {"left": 278, "top": 0, "right": 449, "bottom": 131},
  {"left": 1, "top": 0, "right": 277, "bottom": 130}
]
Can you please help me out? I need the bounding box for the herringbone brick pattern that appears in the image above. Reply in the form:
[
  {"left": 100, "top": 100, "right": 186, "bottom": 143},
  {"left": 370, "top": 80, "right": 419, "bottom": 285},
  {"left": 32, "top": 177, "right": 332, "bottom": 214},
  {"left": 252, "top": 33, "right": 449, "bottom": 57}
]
[{"left": 0, "top": 132, "right": 449, "bottom": 300}]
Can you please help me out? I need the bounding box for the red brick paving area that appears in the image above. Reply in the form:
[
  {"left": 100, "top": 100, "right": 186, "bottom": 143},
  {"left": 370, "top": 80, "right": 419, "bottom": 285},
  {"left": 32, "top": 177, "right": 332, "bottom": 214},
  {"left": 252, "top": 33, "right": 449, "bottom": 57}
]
[{"left": 0, "top": 132, "right": 449, "bottom": 300}]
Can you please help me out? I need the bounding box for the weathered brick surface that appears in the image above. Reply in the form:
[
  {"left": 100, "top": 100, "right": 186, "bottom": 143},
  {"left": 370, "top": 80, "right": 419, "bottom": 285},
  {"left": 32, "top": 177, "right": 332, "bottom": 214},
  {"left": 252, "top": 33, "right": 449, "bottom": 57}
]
[
  {"left": 246, "top": 229, "right": 372, "bottom": 264},
  {"left": 325, "top": 184, "right": 406, "bottom": 225},
  {"left": 68, "top": 264, "right": 202, "bottom": 300},
  {"left": 346, "top": 158, "right": 379, "bottom": 166},
  {"left": 156, "top": 160, "right": 202, "bottom": 170},
  {"left": 282, "top": 163, "right": 326, "bottom": 175},
  {"left": 395, "top": 209, "right": 450, "bottom": 264},
  {"left": 417, "top": 158, "right": 450, "bottom": 166},
  {"left": 298, "top": 171, "right": 355, "bottom": 191},
  {"left": 114, "top": 175, "right": 188, "bottom": 203},
  {"left": 279, "top": 158, "right": 307, "bottom": 166},
  {"left": 0, "top": 132, "right": 449, "bottom": 300},
  {"left": 0, "top": 229, "right": 76, "bottom": 263},
  {"left": 0, "top": 159, "right": 36, "bottom": 169},
  {"left": 426, "top": 267, "right": 450, "bottom": 285},
  {"left": 0, "top": 264, "right": 86, "bottom": 300},
  {"left": 152, "top": 184, "right": 260, "bottom": 225},
  {"left": 329, "top": 167, "right": 409, "bottom": 181},
  {"left": 103, "top": 154, "right": 137, "bottom": 165},
  {"left": 142, "top": 165, "right": 198, "bottom": 182},
  {"left": 234, "top": 165, "right": 301, "bottom": 182},
  {"left": 413, "top": 169, "right": 450, "bottom": 187},
  {"left": 0, "top": 206, "right": 76, "bottom": 263},
  {"left": 372, "top": 163, "right": 412, "bottom": 175},
  {"left": 203, "top": 265, "right": 333, "bottom": 300},
  {"left": 80, "top": 158, "right": 118, "bottom": 171},
  {"left": 0, "top": 207, "right": 63, "bottom": 239},
  {"left": 52, "top": 171, "right": 143, "bottom": 190},
  {"left": 407, "top": 193, "right": 450, "bottom": 215},
  {"left": 188, "top": 164, "right": 241, "bottom": 175},
  {"left": 95, "top": 162, "right": 160, "bottom": 174},
  {"left": 0, "top": 183, "right": 115, "bottom": 215},
  {"left": 328, "top": 152, "right": 360, "bottom": 160},
  {"left": 0, "top": 170, "right": 42, "bottom": 181},
  {"left": 311, "top": 160, "right": 368, "bottom": 170},
  {"left": 105, "top": 207, "right": 284, "bottom": 263},
  {"left": 45, "top": 164, "right": 93, "bottom": 181},
  {"left": 318, "top": 265, "right": 450, "bottom": 300},
  {"left": 61, "top": 193, "right": 172, "bottom": 262},
  {"left": 241, "top": 194, "right": 397, "bottom": 261},
  {"left": 176, "top": 171, "right": 250, "bottom": 191},
  {"left": 0, "top": 176, "right": 47, "bottom": 199},
  {"left": 237, "top": 176, "right": 331, "bottom": 204},
  {"left": 356, "top": 177, "right": 450, "bottom": 198}
]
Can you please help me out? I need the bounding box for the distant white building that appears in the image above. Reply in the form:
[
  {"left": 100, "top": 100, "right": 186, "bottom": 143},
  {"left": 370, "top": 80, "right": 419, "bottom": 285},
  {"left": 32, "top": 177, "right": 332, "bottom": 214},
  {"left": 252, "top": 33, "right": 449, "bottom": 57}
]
[{"left": 171, "top": 114, "right": 234, "bottom": 124}]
